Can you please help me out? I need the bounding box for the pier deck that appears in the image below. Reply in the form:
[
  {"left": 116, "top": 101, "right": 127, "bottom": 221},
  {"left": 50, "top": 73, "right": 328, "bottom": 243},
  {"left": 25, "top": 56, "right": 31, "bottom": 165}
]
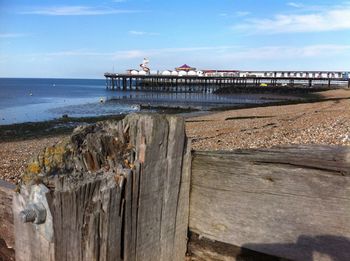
[{"left": 104, "top": 73, "right": 350, "bottom": 93}]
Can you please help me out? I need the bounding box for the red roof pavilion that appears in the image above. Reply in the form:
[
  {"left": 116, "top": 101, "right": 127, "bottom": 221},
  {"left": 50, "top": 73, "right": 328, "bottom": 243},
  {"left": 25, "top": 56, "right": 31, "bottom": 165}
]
[{"left": 175, "top": 64, "right": 196, "bottom": 71}]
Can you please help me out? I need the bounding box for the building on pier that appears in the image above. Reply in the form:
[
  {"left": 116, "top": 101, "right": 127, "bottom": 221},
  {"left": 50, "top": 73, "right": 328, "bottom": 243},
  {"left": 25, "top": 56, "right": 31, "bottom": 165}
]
[
  {"left": 238, "top": 71, "right": 346, "bottom": 78},
  {"left": 123, "top": 65, "right": 349, "bottom": 80},
  {"left": 127, "top": 69, "right": 139, "bottom": 75},
  {"left": 175, "top": 64, "right": 196, "bottom": 72},
  {"left": 203, "top": 70, "right": 240, "bottom": 77}
]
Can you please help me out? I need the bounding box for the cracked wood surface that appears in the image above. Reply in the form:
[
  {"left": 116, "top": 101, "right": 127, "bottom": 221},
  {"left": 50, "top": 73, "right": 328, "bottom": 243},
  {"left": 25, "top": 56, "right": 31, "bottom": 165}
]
[
  {"left": 13, "top": 113, "right": 190, "bottom": 261},
  {"left": 189, "top": 145, "right": 350, "bottom": 261}
]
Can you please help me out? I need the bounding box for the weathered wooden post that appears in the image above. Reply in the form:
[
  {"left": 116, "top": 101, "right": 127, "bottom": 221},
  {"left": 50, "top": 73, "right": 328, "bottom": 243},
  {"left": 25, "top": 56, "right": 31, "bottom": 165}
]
[{"left": 13, "top": 114, "right": 191, "bottom": 261}]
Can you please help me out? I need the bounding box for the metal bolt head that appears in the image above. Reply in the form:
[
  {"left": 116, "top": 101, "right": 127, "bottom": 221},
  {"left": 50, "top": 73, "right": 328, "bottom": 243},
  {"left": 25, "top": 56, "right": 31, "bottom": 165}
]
[
  {"left": 20, "top": 209, "right": 36, "bottom": 223},
  {"left": 19, "top": 203, "right": 47, "bottom": 224}
]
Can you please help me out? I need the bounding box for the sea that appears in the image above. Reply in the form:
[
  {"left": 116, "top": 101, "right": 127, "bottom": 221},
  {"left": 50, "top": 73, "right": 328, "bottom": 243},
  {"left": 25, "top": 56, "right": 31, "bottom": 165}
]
[{"left": 0, "top": 78, "right": 284, "bottom": 125}]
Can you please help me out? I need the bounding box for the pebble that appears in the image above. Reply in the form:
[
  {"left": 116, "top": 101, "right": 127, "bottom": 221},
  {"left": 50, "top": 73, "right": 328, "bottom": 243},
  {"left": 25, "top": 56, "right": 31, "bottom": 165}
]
[
  {"left": 0, "top": 136, "right": 65, "bottom": 184},
  {"left": 186, "top": 89, "right": 350, "bottom": 151}
]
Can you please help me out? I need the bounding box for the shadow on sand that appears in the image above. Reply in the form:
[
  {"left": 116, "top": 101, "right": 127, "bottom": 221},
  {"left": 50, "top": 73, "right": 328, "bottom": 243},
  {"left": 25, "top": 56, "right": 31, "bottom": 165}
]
[
  {"left": 239, "top": 235, "right": 350, "bottom": 261},
  {"left": 188, "top": 232, "right": 350, "bottom": 261}
]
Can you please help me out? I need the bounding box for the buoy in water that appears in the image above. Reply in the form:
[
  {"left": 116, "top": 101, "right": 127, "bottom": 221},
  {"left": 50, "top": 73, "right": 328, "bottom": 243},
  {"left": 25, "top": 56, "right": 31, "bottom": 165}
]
[
  {"left": 131, "top": 104, "right": 141, "bottom": 110},
  {"left": 100, "top": 97, "right": 105, "bottom": 103},
  {"left": 29, "top": 92, "right": 33, "bottom": 96}
]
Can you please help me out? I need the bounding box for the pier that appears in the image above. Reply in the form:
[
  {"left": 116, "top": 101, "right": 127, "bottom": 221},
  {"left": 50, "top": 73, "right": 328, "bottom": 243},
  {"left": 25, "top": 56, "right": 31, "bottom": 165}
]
[{"left": 104, "top": 73, "right": 350, "bottom": 93}]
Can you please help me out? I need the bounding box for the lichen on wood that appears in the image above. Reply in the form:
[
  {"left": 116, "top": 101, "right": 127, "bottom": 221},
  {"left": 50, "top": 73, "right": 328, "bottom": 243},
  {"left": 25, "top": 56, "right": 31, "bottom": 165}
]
[{"left": 21, "top": 120, "right": 134, "bottom": 188}]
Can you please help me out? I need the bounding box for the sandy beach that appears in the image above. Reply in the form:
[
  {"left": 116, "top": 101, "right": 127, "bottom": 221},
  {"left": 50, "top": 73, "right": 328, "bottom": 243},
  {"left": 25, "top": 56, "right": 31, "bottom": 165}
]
[{"left": 1, "top": 88, "right": 349, "bottom": 184}]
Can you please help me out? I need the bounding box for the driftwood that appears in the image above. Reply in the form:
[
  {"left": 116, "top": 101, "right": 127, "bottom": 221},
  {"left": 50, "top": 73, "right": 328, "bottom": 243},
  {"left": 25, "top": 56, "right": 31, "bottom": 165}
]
[
  {"left": 13, "top": 113, "right": 190, "bottom": 261},
  {"left": 189, "top": 145, "right": 350, "bottom": 261},
  {"left": 0, "top": 180, "right": 15, "bottom": 261}
]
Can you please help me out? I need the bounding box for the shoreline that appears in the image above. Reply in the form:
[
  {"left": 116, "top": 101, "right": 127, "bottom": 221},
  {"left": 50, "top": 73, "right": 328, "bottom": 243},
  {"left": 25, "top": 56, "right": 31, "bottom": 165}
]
[
  {"left": 1, "top": 88, "right": 349, "bottom": 184},
  {"left": 0, "top": 88, "right": 327, "bottom": 142},
  {"left": 0, "top": 107, "right": 196, "bottom": 142}
]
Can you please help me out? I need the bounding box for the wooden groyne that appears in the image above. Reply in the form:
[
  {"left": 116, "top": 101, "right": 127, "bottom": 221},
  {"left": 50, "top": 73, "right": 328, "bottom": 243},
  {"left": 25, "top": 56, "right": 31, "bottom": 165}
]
[
  {"left": 189, "top": 146, "right": 350, "bottom": 260},
  {"left": 1, "top": 114, "right": 350, "bottom": 261},
  {"left": 104, "top": 73, "right": 350, "bottom": 93}
]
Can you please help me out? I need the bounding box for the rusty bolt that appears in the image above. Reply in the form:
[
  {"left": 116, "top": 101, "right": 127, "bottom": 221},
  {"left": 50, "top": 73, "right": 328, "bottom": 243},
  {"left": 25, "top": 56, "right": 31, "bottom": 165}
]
[
  {"left": 19, "top": 203, "right": 47, "bottom": 224},
  {"left": 20, "top": 209, "right": 36, "bottom": 223}
]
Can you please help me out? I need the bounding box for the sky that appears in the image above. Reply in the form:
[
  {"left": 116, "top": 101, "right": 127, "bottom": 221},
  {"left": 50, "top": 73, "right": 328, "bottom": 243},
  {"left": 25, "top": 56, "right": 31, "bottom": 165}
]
[{"left": 1, "top": 0, "right": 350, "bottom": 78}]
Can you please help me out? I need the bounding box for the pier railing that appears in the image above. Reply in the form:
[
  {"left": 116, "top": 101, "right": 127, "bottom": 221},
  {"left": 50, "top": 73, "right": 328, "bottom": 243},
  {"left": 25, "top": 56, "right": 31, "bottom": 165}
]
[{"left": 104, "top": 73, "right": 350, "bottom": 92}]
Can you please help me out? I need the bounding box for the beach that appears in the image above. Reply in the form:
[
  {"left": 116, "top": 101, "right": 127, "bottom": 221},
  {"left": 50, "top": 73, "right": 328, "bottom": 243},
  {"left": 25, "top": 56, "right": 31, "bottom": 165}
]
[
  {"left": 1, "top": 88, "right": 349, "bottom": 184},
  {"left": 187, "top": 88, "right": 350, "bottom": 150}
]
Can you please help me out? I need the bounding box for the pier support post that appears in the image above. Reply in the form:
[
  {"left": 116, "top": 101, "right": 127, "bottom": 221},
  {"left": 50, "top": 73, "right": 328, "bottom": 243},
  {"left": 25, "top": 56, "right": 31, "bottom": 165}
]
[
  {"left": 111, "top": 78, "right": 115, "bottom": 90},
  {"left": 122, "top": 77, "right": 127, "bottom": 91}
]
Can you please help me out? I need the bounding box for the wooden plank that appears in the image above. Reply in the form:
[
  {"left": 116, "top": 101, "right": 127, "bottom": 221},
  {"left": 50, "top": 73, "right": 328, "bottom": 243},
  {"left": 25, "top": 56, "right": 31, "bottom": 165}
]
[
  {"left": 189, "top": 146, "right": 350, "bottom": 261},
  {"left": 173, "top": 137, "right": 191, "bottom": 261},
  {"left": 0, "top": 180, "right": 15, "bottom": 261},
  {"left": 123, "top": 114, "right": 190, "bottom": 261},
  {"left": 13, "top": 113, "right": 190, "bottom": 261}
]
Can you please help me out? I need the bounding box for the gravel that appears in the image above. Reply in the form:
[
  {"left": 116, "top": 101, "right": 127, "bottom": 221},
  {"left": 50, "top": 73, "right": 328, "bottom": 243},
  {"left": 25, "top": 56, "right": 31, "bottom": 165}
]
[
  {"left": 0, "top": 136, "right": 65, "bottom": 184},
  {"left": 186, "top": 89, "right": 350, "bottom": 150}
]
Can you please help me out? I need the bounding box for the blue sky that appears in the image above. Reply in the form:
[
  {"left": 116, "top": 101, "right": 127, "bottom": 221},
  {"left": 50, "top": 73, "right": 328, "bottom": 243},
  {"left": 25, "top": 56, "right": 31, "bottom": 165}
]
[{"left": 1, "top": 0, "right": 350, "bottom": 78}]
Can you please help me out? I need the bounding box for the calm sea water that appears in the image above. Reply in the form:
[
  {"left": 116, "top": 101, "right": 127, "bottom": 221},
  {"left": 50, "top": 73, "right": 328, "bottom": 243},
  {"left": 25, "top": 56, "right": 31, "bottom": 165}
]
[{"left": 0, "top": 78, "right": 281, "bottom": 125}]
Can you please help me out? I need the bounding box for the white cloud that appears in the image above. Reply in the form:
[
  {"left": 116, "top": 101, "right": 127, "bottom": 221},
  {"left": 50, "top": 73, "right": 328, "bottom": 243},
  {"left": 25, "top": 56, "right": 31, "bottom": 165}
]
[
  {"left": 19, "top": 46, "right": 239, "bottom": 61},
  {"left": 128, "top": 31, "right": 159, "bottom": 36},
  {"left": 233, "top": 5, "right": 350, "bottom": 33},
  {"left": 225, "top": 44, "right": 350, "bottom": 60},
  {"left": 113, "top": 50, "right": 146, "bottom": 59},
  {"left": 30, "top": 44, "right": 350, "bottom": 60},
  {"left": 287, "top": 2, "right": 303, "bottom": 8},
  {"left": 112, "top": 44, "right": 350, "bottom": 71},
  {"left": 0, "top": 33, "right": 27, "bottom": 38},
  {"left": 4, "top": 44, "right": 350, "bottom": 76},
  {"left": 219, "top": 11, "right": 250, "bottom": 17},
  {"left": 20, "top": 6, "right": 141, "bottom": 16},
  {"left": 111, "top": 46, "right": 240, "bottom": 60},
  {"left": 16, "top": 44, "right": 350, "bottom": 65},
  {"left": 235, "top": 11, "right": 250, "bottom": 17}
]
